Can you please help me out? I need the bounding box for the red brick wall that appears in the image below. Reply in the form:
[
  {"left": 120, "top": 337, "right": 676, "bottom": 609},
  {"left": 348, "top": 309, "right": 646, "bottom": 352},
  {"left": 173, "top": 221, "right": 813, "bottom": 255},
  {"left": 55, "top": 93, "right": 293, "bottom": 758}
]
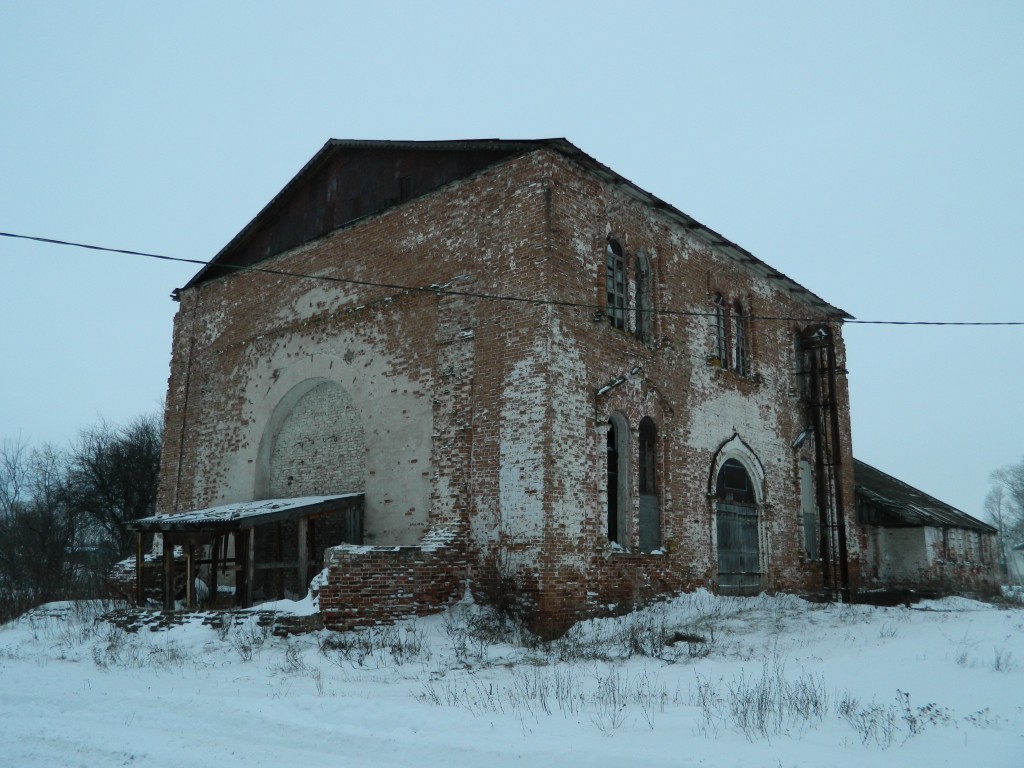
[
  {"left": 159, "top": 146, "right": 865, "bottom": 636},
  {"left": 318, "top": 533, "right": 466, "bottom": 631}
]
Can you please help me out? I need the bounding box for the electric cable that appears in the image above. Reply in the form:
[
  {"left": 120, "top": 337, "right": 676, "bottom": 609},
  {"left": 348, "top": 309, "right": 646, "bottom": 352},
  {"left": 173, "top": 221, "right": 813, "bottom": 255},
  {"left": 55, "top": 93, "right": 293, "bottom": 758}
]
[{"left": 3, "top": 231, "right": 1021, "bottom": 327}]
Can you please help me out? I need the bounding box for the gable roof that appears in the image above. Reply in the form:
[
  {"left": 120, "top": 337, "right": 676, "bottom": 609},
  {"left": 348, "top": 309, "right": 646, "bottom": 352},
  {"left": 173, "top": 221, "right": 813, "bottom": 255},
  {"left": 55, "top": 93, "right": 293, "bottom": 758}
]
[
  {"left": 854, "top": 460, "right": 996, "bottom": 533},
  {"left": 182, "top": 138, "right": 850, "bottom": 319}
]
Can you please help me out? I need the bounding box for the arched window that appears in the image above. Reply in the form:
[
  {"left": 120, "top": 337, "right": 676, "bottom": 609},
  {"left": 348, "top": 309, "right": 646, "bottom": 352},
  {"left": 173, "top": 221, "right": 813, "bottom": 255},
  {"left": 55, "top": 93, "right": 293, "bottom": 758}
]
[
  {"left": 638, "top": 418, "right": 656, "bottom": 495},
  {"left": 605, "top": 239, "right": 626, "bottom": 331},
  {"left": 606, "top": 413, "right": 630, "bottom": 545},
  {"left": 733, "top": 300, "right": 750, "bottom": 376},
  {"left": 713, "top": 293, "right": 728, "bottom": 365},
  {"left": 635, "top": 253, "right": 653, "bottom": 342},
  {"left": 799, "top": 460, "right": 820, "bottom": 559},
  {"left": 714, "top": 458, "right": 761, "bottom": 594},
  {"left": 638, "top": 417, "right": 660, "bottom": 552}
]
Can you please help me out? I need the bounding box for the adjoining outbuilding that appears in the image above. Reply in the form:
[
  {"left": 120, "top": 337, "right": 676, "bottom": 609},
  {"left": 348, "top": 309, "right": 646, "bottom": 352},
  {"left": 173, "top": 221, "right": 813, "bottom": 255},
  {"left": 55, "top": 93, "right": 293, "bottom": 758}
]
[{"left": 855, "top": 460, "right": 998, "bottom": 595}]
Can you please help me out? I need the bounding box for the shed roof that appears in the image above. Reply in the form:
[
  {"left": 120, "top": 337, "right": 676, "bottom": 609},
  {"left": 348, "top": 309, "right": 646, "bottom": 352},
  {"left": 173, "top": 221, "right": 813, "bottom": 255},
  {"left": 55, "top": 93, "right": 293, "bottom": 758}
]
[
  {"left": 854, "top": 460, "right": 995, "bottom": 533},
  {"left": 128, "top": 494, "right": 362, "bottom": 533},
  {"left": 181, "top": 138, "right": 850, "bottom": 320}
]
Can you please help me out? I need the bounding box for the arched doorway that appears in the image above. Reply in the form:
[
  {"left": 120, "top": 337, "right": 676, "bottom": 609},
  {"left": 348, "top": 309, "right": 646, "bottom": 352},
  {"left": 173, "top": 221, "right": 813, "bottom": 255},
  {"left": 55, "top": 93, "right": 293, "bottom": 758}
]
[{"left": 714, "top": 458, "right": 761, "bottom": 594}]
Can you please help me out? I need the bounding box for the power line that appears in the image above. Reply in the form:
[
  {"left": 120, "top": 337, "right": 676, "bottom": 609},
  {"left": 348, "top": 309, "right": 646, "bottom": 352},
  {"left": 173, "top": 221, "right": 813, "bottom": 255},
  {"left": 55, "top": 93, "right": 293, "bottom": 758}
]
[{"left": 3, "top": 230, "right": 1022, "bottom": 327}]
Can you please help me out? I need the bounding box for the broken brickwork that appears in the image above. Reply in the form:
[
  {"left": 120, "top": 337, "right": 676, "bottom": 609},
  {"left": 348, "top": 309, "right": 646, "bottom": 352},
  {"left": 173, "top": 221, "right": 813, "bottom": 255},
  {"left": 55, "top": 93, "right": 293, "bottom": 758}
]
[
  {"left": 158, "top": 140, "right": 870, "bottom": 635},
  {"left": 317, "top": 528, "right": 466, "bottom": 631}
]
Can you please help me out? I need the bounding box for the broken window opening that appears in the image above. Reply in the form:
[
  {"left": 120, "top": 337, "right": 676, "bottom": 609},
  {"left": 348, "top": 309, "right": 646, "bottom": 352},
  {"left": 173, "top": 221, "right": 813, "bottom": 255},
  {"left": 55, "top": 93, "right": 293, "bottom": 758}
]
[
  {"left": 799, "top": 460, "right": 820, "bottom": 559},
  {"left": 638, "top": 417, "right": 661, "bottom": 553},
  {"left": 635, "top": 253, "right": 653, "bottom": 342},
  {"left": 606, "top": 413, "right": 631, "bottom": 546},
  {"left": 734, "top": 300, "right": 750, "bottom": 377},
  {"left": 713, "top": 293, "right": 728, "bottom": 365},
  {"left": 605, "top": 239, "right": 627, "bottom": 331},
  {"left": 716, "top": 458, "right": 755, "bottom": 503},
  {"left": 607, "top": 426, "right": 619, "bottom": 542}
]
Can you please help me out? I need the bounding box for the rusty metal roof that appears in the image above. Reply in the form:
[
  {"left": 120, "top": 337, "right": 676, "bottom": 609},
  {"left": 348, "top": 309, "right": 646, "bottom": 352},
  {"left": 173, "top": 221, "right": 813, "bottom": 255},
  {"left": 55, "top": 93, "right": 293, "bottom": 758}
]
[
  {"left": 854, "top": 460, "right": 995, "bottom": 533},
  {"left": 181, "top": 138, "right": 850, "bottom": 320},
  {"left": 128, "top": 494, "right": 362, "bottom": 533}
]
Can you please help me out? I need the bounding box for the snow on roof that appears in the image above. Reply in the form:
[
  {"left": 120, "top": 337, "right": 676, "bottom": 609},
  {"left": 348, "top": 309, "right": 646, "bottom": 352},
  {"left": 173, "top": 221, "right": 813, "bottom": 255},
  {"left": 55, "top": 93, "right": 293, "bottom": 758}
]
[
  {"left": 853, "top": 460, "right": 996, "bottom": 533},
  {"left": 129, "top": 493, "right": 362, "bottom": 532}
]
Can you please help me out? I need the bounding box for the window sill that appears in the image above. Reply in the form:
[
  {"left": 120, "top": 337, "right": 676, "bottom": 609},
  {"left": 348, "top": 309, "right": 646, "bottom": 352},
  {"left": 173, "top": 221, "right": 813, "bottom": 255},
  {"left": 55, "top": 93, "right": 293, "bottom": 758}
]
[{"left": 708, "top": 360, "right": 761, "bottom": 385}]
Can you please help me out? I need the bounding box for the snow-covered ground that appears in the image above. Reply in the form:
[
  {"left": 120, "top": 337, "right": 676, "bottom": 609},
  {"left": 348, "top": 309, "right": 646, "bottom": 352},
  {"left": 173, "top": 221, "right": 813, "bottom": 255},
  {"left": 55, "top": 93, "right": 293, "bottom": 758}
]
[{"left": 1, "top": 590, "right": 1021, "bottom": 767}]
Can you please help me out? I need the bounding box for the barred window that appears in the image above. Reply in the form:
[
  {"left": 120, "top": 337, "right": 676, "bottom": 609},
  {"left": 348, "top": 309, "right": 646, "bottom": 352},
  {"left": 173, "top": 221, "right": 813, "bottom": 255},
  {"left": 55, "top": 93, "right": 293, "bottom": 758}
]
[
  {"left": 635, "top": 253, "right": 653, "bottom": 342},
  {"left": 734, "top": 300, "right": 750, "bottom": 376},
  {"left": 605, "top": 239, "right": 626, "bottom": 330},
  {"left": 713, "top": 293, "right": 728, "bottom": 364}
]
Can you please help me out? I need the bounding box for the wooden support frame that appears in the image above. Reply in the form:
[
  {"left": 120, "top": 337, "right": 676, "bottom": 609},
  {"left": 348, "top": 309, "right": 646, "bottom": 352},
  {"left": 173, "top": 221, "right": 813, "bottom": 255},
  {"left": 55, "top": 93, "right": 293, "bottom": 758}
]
[
  {"left": 244, "top": 528, "right": 255, "bottom": 607},
  {"left": 162, "top": 534, "right": 175, "bottom": 610},
  {"left": 127, "top": 494, "right": 363, "bottom": 611},
  {"left": 210, "top": 534, "right": 220, "bottom": 608},
  {"left": 185, "top": 542, "right": 195, "bottom": 609}
]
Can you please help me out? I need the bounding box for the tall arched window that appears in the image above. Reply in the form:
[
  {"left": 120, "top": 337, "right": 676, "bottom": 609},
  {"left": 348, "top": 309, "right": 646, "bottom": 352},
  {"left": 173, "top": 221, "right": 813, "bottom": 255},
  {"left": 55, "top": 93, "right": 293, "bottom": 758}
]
[
  {"left": 606, "top": 413, "right": 631, "bottom": 545},
  {"left": 635, "top": 253, "right": 653, "bottom": 342},
  {"left": 733, "top": 300, "right": 750, "bottom": 376},
  {"left": 714, "top": 458, "right": 761, "bottom": 594},
  {"left": 713, "top": 293, "right": 728, "bottom": 365},
  {"left": 638, "top": 417, "right": 660, "bottom": 552},
  {"left": 605, "top": 239, "right": 627, "bottom": 330}
]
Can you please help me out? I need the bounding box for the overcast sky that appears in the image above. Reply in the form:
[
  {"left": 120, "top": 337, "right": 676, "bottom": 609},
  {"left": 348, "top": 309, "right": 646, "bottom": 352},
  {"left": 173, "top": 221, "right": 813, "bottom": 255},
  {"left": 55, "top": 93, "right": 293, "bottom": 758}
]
[{"left": 1, "top": 1, "right": 1021, "bottom": 518}]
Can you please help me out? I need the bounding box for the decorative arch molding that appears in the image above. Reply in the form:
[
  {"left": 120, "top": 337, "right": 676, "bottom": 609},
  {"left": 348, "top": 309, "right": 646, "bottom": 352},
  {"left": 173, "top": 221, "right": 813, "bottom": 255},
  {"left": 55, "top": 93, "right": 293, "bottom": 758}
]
[
  {"left": 252, "top": 354, "right": 364, "bottom": 500},
  {"left": 708, "top": 434, "right": 766, "bottom": 504},
  {"left": 595, "top": 365, "right": 675, "bottom": 420}
]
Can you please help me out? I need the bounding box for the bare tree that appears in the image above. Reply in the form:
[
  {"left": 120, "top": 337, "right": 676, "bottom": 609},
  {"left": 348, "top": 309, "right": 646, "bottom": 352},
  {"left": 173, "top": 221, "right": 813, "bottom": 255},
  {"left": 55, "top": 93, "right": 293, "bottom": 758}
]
[
  {"left": 0, "top": 414, "right": 163, "bottom": 622},
  {"left": 65, "top": 413, "right": 163, "bottom": 562},
  {"left": 986, "top": 458, "right": 1024, "bottom": 583},
  {"left": 0, "top": 437, "right": 31, "bottom": 517},
  {"left": 0, "top": 443, "right": 82, "bottom": 620}
]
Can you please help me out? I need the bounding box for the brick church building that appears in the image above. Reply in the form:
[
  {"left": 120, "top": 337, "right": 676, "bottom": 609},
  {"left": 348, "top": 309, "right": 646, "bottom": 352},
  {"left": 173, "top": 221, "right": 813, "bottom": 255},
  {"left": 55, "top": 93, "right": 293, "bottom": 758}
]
[{"left": 139, "top": 139, "right": 994, "bottom": 634}]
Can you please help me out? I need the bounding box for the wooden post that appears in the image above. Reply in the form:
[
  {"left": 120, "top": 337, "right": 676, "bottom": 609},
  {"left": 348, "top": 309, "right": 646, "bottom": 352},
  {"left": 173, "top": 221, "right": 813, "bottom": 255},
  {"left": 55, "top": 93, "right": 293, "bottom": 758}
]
[
  {"left": 234, "top": 532, "right": 246, "bottom": 608},
  {"left": 135, "top": 531, "right": 144, "bottom": 606},
  {"left": 296, "top": 517, "right": 309, "bottom": 595},
  {"left": 244, "top": 528, "right": 255, "bottom": 608},
  {"left": 185, "top": 542, "right": 195, "bottom": 609},
  {"left": 210, "top": 535, "right": 220, "bottom": 609},
  {"left": 276, "top": 521, "right": 284, "bottom": 599},
  {"left": 162, "top": 533, "right": 174, "bottom": 611}
]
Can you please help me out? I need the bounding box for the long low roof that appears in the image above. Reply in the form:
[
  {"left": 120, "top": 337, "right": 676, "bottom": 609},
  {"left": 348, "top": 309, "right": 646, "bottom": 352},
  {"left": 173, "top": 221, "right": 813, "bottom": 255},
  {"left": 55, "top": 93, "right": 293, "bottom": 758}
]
[
  {"left": 128, "top": 494, "right": 362, "bottom": 533},
  {"left": 854, "top": 461, "right": 995, "bottom": 533}
]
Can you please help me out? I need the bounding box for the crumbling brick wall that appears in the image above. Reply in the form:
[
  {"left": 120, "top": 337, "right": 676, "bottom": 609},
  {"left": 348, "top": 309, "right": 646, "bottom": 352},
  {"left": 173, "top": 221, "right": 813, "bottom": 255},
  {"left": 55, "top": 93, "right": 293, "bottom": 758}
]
[
  {"left": 158, "top": 144, "right": 865, "bottom": 637},
  {"left": 318, "top": 529, "right": 466, "bottom": 631}
]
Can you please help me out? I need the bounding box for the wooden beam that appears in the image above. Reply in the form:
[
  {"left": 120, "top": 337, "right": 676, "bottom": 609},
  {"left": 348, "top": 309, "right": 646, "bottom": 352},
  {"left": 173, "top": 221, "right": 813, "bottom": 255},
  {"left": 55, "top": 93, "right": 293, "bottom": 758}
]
[
  {"left": 244, "top": 528, "right": 255, "bottom": 607},
  {"left": 296, "top": 517, "right": 309, "bottom": 595},
  {"left": 234, "top": 534, "right": 245, "bottom": 608},
  {"left": 162, "top": 534, "right": 174, "bottom": 611},
  {"left": 210, "top": 535, "right": 220, "bottom": 609},
  {"left": 185, "top": 542, "right": 195, "bottom": 609},
  {"left": 275, "top": 521, "right": 284, "bottom": 599}
]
